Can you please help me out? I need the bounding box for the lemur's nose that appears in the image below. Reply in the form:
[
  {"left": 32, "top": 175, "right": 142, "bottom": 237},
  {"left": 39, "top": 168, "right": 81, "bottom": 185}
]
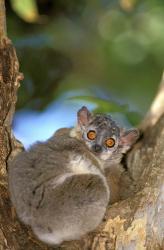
[{"left": 92, "top": 144, "right": 102, "bottom": 153}]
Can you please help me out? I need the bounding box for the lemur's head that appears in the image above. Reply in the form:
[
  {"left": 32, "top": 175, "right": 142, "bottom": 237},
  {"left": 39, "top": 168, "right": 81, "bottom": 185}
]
[{"left": 70, "top": 106, "right": 139, "bottom": 164}]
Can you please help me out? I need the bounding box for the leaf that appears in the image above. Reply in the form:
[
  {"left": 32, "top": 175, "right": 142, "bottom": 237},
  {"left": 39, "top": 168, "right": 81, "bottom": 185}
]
[
  {"left": 69, "top": 95, "right": 129, "bottom": 113},
  {"left": 125, "top": 111, "right": 143, "bottom": 126},
  {"left": 69, "top": 95, "right": 142, "bottom": 125},
  {"left": 10, "top": 0, "right": 39, "bottom": 23}
]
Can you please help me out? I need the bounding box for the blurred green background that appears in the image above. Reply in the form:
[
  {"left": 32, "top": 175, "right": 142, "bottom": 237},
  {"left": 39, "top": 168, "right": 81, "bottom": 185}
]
[{"left": 6, "top": 0, "right": 164, "bottom": 147}]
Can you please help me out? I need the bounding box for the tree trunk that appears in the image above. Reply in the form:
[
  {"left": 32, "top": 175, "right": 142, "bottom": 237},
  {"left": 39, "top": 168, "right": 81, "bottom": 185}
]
[{"left": 0, "top": 1, "right": 163, "bottom": 249}]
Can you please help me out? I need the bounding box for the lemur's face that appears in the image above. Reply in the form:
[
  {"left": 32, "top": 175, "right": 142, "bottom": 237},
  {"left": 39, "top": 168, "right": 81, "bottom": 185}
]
[
  {"left": 81, "top": 114, "right": 120, "bottom": 161},
  {"left": 74, "top": 106, "right": 139, "bottom": 163}
]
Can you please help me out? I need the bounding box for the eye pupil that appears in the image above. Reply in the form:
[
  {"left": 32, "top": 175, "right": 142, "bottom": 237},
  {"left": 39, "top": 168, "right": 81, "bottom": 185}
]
[
  {"left": 87, "top": 130, "right": 96, "bottom": 140},
  {"left": 106, "top": 138, "right": 115, "bottom": 147}
]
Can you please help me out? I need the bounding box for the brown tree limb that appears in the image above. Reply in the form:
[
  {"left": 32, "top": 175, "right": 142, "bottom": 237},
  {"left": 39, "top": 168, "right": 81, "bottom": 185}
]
[
  {"left": 0, "top": 0, "right": 6, "bottom": 37},
  {"left": 141, "top": 72, "right": 164, "bottom": 130}
]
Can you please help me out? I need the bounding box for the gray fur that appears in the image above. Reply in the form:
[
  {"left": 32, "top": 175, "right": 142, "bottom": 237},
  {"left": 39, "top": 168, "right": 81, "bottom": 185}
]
[
  {"left": 8, "top": 129, "right": 109, "bottom": 245},
  {"left": 8, "top": 106, "right": 139, "bottom": 246}
]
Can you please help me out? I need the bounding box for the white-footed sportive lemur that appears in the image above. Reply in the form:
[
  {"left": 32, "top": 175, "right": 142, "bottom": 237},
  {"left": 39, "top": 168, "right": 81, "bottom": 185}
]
[{"left": 8, "top": 106, "right": 139, "bottom": 245}]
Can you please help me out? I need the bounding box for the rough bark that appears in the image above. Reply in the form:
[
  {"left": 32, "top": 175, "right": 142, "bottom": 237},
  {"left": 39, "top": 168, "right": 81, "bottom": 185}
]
[{"left": 0, "top": 1, "right": 163, "bottom": 249}]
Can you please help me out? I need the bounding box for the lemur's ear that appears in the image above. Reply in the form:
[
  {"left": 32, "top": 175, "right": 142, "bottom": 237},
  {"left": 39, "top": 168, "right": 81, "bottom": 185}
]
[
  {"left": 77, "top": 106, "right": 92, "bottom": 126},
  {"left": 119, "top": 128, "right": 140, "bottom": 153}
]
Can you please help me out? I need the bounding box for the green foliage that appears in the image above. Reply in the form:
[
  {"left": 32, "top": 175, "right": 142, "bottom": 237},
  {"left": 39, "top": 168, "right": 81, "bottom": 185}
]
[
  {"left": 8, "top": 0, "right": 164, "bottom": 125},
  {"left": 10, "top": 0, "right": 39, "bottom": 22},
  {"left": 17, "top": 46, "right": 71, "bottom": 110},
  {"left": 69, "top": 95, "right": 142, "bottom": 125}
]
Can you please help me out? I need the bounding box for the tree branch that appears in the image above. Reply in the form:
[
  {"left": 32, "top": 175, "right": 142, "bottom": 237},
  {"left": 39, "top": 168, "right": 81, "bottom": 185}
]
[
  {"left": 141, "top": 72, "right": 164, "bottom": 130},
  {"left": 0, "top": 0, "right": 6, "bottom": 38}
]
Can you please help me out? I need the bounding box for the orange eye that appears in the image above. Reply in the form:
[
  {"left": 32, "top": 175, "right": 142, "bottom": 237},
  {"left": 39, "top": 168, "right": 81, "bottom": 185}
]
[
  {"left": 87, "top": 130, "right": 96, "bottom": 140},
  {"left": 105, "top": 138, "right": 115, "bottom": 148}
]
